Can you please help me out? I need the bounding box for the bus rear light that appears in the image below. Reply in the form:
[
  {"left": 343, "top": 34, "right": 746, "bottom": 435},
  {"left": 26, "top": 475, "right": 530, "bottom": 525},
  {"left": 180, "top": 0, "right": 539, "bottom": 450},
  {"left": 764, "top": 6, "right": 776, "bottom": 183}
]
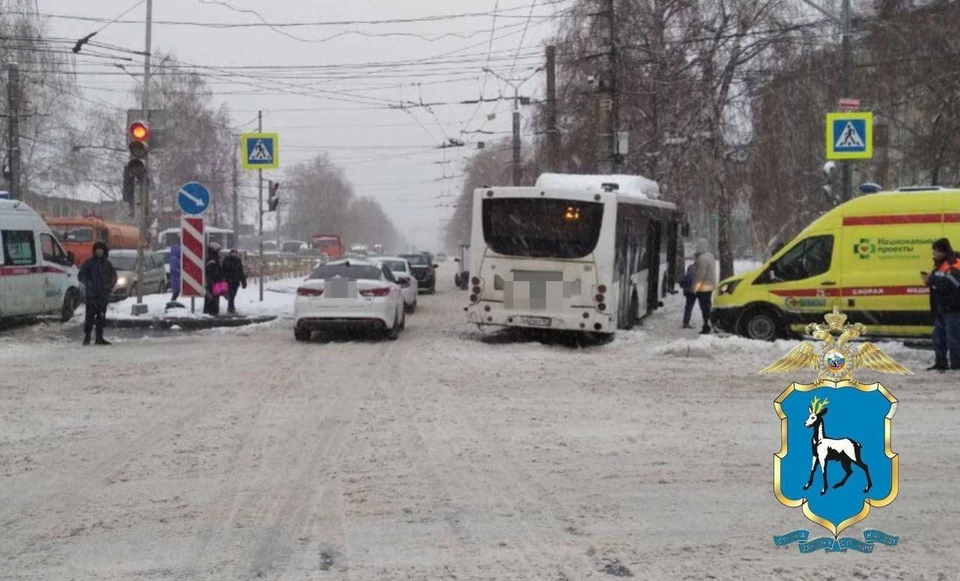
[
  {"left": 597, "top": 303, "right": 607, "bottom": 311},
  {"left": 597, "top": 285, "right": 607, "bottom": 294},
  {"left": 594, "top": 294, "right": 605, "bottom": 303},
  {"left": 471, "top": 277, "right": 481, "bottom": 286},
  {"left": 472, "top": 286, "right": 481, "bottom": 295},
  {"left": 469, "top": 294, "right": 479, "bottom": 303}
]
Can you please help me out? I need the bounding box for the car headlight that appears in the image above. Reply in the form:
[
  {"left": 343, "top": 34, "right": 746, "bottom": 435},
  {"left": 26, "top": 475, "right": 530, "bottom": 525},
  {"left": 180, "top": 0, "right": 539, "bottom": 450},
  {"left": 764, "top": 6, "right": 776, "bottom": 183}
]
[
  {"left": 718, "top": 279, "right": 741, "bottom": 295},
  {"left": 116, "top": 276, "right": 129, "bottom": 287}
]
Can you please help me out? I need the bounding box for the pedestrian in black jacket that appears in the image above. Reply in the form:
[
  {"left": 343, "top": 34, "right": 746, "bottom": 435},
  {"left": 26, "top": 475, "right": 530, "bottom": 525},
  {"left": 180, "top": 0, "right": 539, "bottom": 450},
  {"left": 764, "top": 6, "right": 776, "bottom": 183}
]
[
  {"left": 78, "top": 241, "right": 117, "bottom": 345},
  {"left": 204, "top": 245, "right": 225, "bottom": 316},
  {"left": 221, "top": 249, "right": 247, "bottom": 314}
]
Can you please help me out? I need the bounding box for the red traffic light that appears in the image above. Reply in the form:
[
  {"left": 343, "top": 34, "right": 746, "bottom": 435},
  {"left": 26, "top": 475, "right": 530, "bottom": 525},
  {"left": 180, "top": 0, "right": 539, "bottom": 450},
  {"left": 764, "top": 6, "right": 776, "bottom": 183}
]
[
  {"left": 128, "top": 121, "right": 150, "bottom": 158},
  {"left": 129, "top": 121, "right": 149, "bottom": 141}
]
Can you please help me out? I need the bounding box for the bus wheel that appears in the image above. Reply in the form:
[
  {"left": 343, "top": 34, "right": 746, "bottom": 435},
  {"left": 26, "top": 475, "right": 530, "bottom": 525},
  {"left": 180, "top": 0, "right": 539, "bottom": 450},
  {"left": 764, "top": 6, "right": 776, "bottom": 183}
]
[
  {"left": 741, "top": 308, "right": 781, "bottom": 342},
  {"left": 61, "top": 289, "right": 80, "bottom": 323}
]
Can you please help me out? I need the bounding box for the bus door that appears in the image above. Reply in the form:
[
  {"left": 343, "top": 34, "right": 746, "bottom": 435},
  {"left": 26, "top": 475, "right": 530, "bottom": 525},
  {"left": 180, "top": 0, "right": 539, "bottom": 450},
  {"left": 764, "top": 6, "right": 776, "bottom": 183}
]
[{"left": 646, "top": 221, "right": 663, "bottom": 311}]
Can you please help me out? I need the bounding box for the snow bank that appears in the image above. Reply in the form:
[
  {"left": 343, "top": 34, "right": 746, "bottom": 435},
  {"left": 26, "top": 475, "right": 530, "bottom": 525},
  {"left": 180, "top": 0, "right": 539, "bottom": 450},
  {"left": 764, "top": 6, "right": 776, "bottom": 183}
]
[
  {"left": 97, "top": 276, "right": 307, "bottom": 321},
  {"left": 534, "top": 172, "right": 661, "bottom": 199}
]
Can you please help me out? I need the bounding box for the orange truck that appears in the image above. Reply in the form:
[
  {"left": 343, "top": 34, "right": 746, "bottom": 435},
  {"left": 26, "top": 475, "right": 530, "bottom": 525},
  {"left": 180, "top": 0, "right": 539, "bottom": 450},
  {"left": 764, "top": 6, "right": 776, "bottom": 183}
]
[{"left": 45, "top": 217, "right": 140, "bottom": 266}]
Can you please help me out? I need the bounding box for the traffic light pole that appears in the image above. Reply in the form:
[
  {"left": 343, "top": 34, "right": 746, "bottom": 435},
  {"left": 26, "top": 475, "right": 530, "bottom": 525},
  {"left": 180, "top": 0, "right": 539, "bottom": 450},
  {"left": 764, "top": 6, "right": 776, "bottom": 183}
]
[
  {"left": 133, "top": 0, "right": 153, "bottom": 315},
  {"left": 258, "top": 110, "right": 264, "bottom": 303}
]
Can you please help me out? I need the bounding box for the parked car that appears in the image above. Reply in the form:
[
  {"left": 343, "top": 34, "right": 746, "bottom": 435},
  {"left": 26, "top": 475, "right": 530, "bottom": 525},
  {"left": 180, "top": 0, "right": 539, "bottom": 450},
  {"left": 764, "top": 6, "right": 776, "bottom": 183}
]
[
  {"left": 379, "top": 256, "right": 418, "bottom": 313},
  {"left": 400, "top": 253, "right": 437, "bottom": 294},
  {"left": 293, "top": 259, "right": 406, "bottom": 342},
  {"left": 1, "top": 199, "right": 82, "bottom": 322},
  {"left": 107, "top": 249, "right": 167, "bottom": 300}
]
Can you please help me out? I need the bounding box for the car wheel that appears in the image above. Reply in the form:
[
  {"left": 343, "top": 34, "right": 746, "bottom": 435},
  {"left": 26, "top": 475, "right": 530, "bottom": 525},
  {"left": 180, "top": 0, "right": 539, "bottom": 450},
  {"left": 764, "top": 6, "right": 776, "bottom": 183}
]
[
  {"left": 60, "top": 289, "right": 80, "bottom": 323},
  {"left": 405, "top": 300, "right": 416, "bottom": 314},
  {"left": 399, "top": 308, "right": 406, "bottom": 330},
  {"left": 384, "top": 311, "right": 401, "bottom": 341},
  {"left": 741, "top": 308, "right": 782, "bottom": 342},
  {"left": 294, "top": 327, "right": 312, "bottom": 342}
]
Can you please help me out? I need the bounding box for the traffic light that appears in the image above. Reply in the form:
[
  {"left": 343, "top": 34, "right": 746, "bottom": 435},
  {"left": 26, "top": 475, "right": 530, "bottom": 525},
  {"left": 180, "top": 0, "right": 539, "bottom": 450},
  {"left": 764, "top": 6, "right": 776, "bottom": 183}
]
[
  {"left": 126, "top": 120, "right": 150, "bottom": 180},
  {"left": 122, "top": 163, "right": 135, "bottom": 204},
  {"left": 267, "top": 181, "right": 280, "bottom": 212}
]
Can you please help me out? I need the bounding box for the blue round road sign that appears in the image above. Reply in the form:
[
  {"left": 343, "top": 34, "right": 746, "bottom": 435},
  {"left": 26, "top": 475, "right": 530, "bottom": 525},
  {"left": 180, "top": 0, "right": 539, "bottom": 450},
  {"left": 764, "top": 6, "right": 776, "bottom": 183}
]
[{"left": 177, "top": 182, "right": 210, "bottom": 215}]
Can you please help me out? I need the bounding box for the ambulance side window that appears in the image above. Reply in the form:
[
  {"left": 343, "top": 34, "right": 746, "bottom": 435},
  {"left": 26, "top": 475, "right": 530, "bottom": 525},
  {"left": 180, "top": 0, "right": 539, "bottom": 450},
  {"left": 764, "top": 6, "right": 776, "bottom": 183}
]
[
  {"left": 2, "top": 230, "right": 36, "bottom": 266},
  {"left": 773, "top": 235, "right": 834, "bottom": 281},
  {"left": 40, "top": 233, "right": 67, "bottom": 264}
]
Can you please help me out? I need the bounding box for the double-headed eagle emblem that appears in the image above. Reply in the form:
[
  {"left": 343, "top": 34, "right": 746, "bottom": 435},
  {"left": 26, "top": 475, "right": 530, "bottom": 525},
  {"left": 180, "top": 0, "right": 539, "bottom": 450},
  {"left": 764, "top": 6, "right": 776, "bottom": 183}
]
[{"left": 761, "top": 307, "right": 911, "bottom": 383}]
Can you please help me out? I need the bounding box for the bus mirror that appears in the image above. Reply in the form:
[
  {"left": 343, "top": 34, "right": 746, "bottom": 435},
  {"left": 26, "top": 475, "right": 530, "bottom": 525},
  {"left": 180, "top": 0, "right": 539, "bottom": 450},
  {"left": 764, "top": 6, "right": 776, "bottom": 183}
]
[{"left": 680, "top": 223, "right": 690, "bottom": 237}]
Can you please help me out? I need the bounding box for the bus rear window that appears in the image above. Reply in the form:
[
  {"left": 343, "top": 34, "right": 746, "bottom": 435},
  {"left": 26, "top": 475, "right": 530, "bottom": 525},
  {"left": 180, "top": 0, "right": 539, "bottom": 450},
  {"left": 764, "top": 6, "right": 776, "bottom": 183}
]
[{"left": 482, "top": 198, "right": 604, "bottom": 259}]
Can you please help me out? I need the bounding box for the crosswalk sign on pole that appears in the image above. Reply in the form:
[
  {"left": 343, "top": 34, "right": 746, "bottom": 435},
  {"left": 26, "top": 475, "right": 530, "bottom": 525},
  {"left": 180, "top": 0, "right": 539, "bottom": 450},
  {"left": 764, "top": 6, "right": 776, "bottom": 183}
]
[
  {"left": 826, "top": 112, "right": 873, "bottom": 160},
  {"left": 241, "top": 132, "right": 279, "bottom": 170}
]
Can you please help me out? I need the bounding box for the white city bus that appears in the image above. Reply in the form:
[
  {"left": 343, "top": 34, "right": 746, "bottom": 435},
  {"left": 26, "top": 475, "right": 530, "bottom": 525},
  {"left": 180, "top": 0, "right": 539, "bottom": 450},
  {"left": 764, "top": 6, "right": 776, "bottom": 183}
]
[{"left": 465, "top": 174, "right": 685, "bottom": 337}]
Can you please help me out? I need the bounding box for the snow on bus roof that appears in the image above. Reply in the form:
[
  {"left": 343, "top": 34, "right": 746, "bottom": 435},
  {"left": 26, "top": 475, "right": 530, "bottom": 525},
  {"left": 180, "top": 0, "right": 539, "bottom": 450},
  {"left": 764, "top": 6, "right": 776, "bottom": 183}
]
[{"left": 534, "top": 173, "right": 661, "bottom": 199}]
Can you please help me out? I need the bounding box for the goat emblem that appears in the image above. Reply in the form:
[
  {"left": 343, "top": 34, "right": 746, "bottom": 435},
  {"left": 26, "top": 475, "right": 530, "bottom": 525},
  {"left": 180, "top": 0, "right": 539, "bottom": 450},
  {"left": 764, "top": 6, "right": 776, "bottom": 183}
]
[
  {"left": 803, "top": 396, "right": 871, "bottom": 495},
  {"left": 767, "top": 308, "right": 903, "bottom": 540}
]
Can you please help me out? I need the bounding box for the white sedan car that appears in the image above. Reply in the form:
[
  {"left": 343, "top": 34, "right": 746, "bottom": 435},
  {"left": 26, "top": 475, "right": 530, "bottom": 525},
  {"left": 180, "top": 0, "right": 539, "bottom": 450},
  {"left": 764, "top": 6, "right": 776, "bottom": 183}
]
[
  {"left": 378, "top": 256, "right": 418, "bottom": 313},
  {"left": 294, "top": 259, "right": 406, "bottom": 342}
]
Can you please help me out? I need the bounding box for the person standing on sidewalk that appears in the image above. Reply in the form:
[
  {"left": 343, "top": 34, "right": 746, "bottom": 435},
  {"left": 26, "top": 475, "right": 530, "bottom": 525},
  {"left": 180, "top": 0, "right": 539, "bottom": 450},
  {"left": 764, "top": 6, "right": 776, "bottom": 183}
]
[
  {"left": 204, "top": 245, "right": 225, "bottom": 316},
  {"left": 680, "top": 260, "right": 698, "bottom": 329},
  {"left": 78, "top": 241, "right": 117, "bottom": 345},
  {"left": 922, "top": 238, "right": 960, "bottom": 372},
  {"left": 221, "top": 249, "right": 247, "bottom": 314},
  {"left": 691, "top": 238, "right": 717, "bottom": 334}
]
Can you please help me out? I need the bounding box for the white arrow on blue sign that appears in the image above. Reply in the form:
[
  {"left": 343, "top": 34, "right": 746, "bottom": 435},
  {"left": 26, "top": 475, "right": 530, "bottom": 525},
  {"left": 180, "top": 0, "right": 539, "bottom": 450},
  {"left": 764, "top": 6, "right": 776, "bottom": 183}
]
[{"left": 177, "top": 182, "right": 211, "bottom": 215}]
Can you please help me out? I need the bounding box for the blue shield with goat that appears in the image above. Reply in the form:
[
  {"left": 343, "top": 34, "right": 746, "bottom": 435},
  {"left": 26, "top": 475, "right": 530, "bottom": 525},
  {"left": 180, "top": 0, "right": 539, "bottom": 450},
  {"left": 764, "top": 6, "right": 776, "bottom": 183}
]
[{"left": 774, "top": 381, "right": 898, "bottom": 536}]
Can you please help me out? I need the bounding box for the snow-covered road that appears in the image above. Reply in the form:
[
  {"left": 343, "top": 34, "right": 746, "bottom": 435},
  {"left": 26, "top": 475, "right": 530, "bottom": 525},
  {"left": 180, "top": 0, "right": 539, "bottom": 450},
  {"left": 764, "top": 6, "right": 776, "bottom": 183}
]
[{"left": 1, "top": 262, "right": 957, "bottom": 580}]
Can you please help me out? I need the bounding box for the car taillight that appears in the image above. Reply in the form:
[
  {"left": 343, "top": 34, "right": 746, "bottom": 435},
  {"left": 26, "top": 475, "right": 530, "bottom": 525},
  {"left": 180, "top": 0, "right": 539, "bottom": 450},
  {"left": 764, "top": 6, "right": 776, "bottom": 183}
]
[
  {"left": 360, "top": 287, "right": 390, "bottom": 297},
  {"left": 297, "top": 287, "right": 323, "bottom": 296}
]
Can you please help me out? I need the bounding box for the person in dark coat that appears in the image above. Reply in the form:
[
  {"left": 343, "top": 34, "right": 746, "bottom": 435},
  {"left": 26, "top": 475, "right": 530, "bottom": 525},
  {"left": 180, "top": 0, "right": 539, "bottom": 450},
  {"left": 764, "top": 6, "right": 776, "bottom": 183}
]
[
  {"left": 923, "top": 238, "right": 960, "bottom": 371},
  {"left": 78, "top": 241, "right": 117, "bottom": 345},
  {"left": 204, "top": 245, "right": 225, "bottom": 316},
  {"left": 221, "top": 249, "right": 247, "bottom": 314}
]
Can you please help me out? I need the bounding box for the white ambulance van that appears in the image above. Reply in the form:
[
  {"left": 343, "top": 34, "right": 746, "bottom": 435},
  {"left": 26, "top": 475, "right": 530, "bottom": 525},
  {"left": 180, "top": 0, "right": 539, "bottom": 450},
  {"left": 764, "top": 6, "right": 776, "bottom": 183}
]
[{"left": 0, "top": 199, "right": 83, "bottom": 322}]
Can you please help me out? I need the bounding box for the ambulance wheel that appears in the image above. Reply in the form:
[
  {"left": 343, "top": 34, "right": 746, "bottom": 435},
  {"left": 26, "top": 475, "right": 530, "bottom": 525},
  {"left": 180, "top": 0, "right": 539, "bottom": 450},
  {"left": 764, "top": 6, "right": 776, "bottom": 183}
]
[
  {"left": 294, "top": 327, "right": 312, "bottom": 342},
  {"left": 61, "top": 289, "right": 80, "bottom": 323},
  {"left": 741, "top": 308, "right": 781, "bottom": 342}
]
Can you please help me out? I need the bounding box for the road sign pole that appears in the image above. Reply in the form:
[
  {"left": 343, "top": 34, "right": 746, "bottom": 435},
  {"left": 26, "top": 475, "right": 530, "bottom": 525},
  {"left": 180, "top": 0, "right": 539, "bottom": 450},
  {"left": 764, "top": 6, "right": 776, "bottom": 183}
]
[
  {"left": 840, "top": 0, "right": 853, "bottom": 201},
  {"left": 258, "top": 110, "right": 264, "bottom": 303}
]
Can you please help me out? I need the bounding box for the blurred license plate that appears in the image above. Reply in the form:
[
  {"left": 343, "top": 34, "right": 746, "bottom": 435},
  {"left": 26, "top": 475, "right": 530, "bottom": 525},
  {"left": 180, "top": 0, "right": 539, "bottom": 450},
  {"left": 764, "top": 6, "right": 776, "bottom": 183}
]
[{"left": 522, "top": 316, "right": 551, "bottom": 327}]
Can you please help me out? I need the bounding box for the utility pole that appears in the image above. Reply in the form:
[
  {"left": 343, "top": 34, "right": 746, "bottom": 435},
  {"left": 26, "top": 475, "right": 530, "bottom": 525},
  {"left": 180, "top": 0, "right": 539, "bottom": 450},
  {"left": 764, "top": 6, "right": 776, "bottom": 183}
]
[
  {"left": 6, "top": 62, "right": 20, "bottom": 200},
  {"left": 840, "top": 0, "right": 853, "bottom": 201},
  {"left": 595, "top": 0, "right": 617, "bottom": 174},
  {"left": 133, "top": 0, "right": 153, "bottom": 314},
  {"left": 258, "top": 110, "right": 264, "bottom": 302},
  {"left": 482, "top": 66, "right": 542, "bottom": 186},
  {"left": 232, "top": 137, "right": 240, "bottom": 232},
  {"left": 545, "top": 46, "right": 559, "bottom": 173}
]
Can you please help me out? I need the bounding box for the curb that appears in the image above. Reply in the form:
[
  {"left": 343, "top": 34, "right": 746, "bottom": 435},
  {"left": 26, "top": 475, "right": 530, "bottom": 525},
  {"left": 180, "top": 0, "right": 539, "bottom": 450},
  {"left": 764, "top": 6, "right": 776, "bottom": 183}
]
[{"left": 106, "top": 315, "right": 278, "bottom": 330}]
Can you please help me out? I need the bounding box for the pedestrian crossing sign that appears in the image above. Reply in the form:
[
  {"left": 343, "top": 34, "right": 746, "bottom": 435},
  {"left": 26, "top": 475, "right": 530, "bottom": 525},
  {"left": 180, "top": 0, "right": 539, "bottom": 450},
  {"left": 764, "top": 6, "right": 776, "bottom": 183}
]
[
  {"left": 241, "top": 132, "right": 279, "bottom": 170},
  {"left": 826, "top": 112, "right": 873, "bottom": 160}
]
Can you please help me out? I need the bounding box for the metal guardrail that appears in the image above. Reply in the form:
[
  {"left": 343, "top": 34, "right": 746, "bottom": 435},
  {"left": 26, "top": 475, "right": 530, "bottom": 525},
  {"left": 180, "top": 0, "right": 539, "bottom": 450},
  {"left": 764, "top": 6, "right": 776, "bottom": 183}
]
[{"left": 245, "top": 255, "right": 317, "bottom": 284}]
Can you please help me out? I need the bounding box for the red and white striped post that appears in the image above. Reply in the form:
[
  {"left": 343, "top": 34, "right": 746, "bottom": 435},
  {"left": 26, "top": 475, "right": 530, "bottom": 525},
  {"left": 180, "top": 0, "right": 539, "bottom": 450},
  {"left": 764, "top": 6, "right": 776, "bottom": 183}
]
[{"left": 180, "top": 216, "right": 205, "bottom": 312}]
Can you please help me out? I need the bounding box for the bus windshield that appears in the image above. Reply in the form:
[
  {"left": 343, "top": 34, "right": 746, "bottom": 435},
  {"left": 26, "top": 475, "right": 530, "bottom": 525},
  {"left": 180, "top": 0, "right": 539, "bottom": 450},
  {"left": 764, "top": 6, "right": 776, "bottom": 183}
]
[
  {"left": 482, "top": 198, "right": 604, "bottom": 259},
  {"left": 54, "top": 226, "right": 95, "bottom": 243}
]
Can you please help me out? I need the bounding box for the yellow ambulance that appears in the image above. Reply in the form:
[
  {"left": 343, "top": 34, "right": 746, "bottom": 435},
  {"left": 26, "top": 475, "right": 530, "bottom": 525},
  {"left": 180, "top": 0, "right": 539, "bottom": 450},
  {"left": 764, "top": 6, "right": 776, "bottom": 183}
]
[{"left": 712, "top": 186, "right": 960, "bottom": 340}]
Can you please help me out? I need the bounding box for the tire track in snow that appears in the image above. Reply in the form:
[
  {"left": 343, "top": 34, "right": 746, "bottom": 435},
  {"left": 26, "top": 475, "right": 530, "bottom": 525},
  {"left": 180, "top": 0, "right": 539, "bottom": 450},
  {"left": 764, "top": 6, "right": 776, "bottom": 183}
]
[{"left": 244, "top": 338, "right": 401, "bottom": 581}]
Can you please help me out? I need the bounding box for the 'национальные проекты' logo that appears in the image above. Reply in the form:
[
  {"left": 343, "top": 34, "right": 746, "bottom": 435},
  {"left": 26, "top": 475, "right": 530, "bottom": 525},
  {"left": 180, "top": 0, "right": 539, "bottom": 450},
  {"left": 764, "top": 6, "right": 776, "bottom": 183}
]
[{"left": 761, "top": 307, "right": 907, "bottom": 553}]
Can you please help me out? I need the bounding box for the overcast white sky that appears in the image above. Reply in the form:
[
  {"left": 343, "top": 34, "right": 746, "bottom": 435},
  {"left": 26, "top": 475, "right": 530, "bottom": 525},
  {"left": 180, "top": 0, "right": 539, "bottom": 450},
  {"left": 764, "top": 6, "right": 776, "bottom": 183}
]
[{"left": 37, "top": 0, "right": 564, "bottom": 251}]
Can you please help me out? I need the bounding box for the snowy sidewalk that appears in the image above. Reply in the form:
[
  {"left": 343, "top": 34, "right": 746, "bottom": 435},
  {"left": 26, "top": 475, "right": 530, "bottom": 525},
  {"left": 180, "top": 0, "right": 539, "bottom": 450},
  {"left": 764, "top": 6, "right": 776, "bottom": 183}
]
[{"left": 84, "top": 276, "right": 307, "bottom": 328}]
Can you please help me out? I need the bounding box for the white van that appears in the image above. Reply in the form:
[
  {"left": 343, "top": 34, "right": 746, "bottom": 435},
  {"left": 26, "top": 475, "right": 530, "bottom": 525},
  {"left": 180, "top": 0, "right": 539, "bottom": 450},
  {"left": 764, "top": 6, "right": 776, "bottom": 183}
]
[{"left": 0, "top": 199, "right": 83, "bottom": 322}]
